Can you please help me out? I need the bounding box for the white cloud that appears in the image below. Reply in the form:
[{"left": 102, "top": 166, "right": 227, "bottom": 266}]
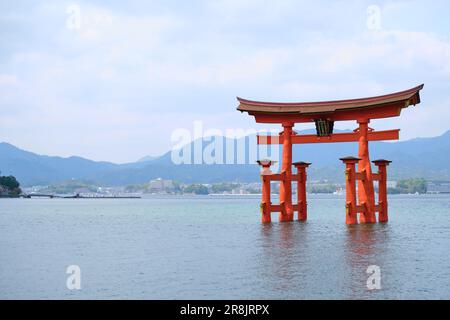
[{"left": 0, "top": 74, "right": 19, "bottom": 86}]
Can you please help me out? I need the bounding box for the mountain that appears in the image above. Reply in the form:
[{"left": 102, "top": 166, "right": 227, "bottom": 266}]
[
  {"left": 138, "top": 155, "right": 158, "bottom": 162},
  {"left": 0, "top": 142, "right": 116, "bottom": 185},
  {"left": 1, "top": 130, "right": 450, "bottom": 186}
]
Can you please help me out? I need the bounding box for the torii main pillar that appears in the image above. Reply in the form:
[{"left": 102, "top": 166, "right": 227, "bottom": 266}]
[
  {"left": 279, "top": 122, "right": 294, "bottom": 221},
  {"left": 357, "top": 120, "right": 377, "bottom": 223}
]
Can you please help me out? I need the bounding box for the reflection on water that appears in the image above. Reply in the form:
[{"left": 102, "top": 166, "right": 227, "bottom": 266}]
[
  {"left": 259, "top": 222, "right": 309, "bottom": 294},
  {"left": 258, "top": 221, "right": 392, "bottom": 299},
  {"left": 0, "top": 195, "right": 450, "bottom": 299},
  {"left": 343, "top": 224, "right": 390, "bottom": 299}
]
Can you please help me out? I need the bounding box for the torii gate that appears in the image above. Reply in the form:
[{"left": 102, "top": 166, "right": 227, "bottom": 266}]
[{"left": 237, "top": 84, "right": 424, "bottom": 224}]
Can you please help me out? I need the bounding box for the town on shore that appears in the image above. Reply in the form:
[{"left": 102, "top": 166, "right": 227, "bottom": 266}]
[{"left": 2, "top": 174, "right": 450, "bottom": 198}]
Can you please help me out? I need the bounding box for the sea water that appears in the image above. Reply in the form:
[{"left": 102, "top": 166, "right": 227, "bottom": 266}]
[{"left": 0, "top": 194, "right": 449, "bottom": 299}]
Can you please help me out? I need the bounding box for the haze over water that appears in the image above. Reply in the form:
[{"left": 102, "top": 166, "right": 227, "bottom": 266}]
[{"left": 0, "top": 194, "right": 449, "bottom": 299}]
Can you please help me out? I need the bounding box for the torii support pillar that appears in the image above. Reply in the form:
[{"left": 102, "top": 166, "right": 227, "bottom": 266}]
[
  {"left": 257, "top": 159, "right": 277, "bottom": 223},
  {"left": 293, "top": 161, "right": 311, "bottom": 221},
  {"left": 372, "top": 159, "right": 392, "bottom": 223},
  {"left": 340, "top": 157, "right": 360, "bottom": 225}
]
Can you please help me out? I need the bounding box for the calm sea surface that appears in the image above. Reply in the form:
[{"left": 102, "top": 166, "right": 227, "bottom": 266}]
[{"left": 0, "top": 194, "right": 449, "bottom": 299}]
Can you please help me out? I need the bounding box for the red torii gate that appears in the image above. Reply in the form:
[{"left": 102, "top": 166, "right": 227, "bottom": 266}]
[{"left": 237, "top": 84, "right": 424, "bottom": 224}]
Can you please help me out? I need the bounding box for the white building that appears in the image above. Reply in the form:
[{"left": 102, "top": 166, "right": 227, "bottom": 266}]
[{"left": 148, "top": 178, "right": 174, "bottom": 191}]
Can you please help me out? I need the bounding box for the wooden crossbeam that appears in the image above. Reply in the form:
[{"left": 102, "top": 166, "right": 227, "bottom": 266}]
[
  {"left": 355, "top": 204, "right": 381, "bottom": 213},
  {"left": 257, "top": 129, "right": 399, "bottom": 144},
  {"left": 262, "top": 172, "right": 302, "bottom": 182},
  {"left": 263, "top": 173, "right": 282, "bottom": 181},
  {"left": 270, "top": 204, "right": 282, "bottom": 212},
  {"left": 270, "top": 203, "right": 301, "bottom": 213},
  {"left": 372, "top": 173, "right": 381, "bottom": 181},
  {"left": 264, "top": 173, "right": 283, "bottom": 181}
]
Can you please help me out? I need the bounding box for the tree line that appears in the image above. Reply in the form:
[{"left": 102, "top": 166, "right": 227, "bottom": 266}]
[
  {"left": 0, "top": 173, "right": 22, "bottom": 196},
  {"left": 388, "top": 178, "right": 427, "bottom": 194}
]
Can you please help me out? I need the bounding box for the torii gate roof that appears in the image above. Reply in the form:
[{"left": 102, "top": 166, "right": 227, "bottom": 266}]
[{"left": 237, "top": 84, "right": 424, "bottom": 123}]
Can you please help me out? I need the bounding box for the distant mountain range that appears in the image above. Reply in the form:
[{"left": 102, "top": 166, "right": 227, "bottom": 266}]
[
  {"left": 138, "top": 155, "right": 158, "bottom": 162},
  {"left": 1, "top": 129, "right": 450, "bottom": 186}
]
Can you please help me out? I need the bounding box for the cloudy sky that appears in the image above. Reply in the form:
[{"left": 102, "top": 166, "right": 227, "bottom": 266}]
[{"left": 1, "top": 0, "right": 449, "bottom": 163}]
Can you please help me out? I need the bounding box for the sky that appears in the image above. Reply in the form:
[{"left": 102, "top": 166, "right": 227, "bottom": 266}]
[{"left": 1, "top": 0, "right": 450, "bottom": 163}]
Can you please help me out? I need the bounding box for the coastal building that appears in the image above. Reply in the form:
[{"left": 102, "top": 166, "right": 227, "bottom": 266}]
[
  {"left": 148, "top": 178, "right": 174, "bottom": 192},
  {"left": 427, "top": 182, "right": 450, "bottom": 194}
]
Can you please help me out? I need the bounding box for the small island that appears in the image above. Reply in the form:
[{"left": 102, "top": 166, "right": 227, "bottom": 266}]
[{"left": 0, "top": 174, "right": 22, "bottom": 197}]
